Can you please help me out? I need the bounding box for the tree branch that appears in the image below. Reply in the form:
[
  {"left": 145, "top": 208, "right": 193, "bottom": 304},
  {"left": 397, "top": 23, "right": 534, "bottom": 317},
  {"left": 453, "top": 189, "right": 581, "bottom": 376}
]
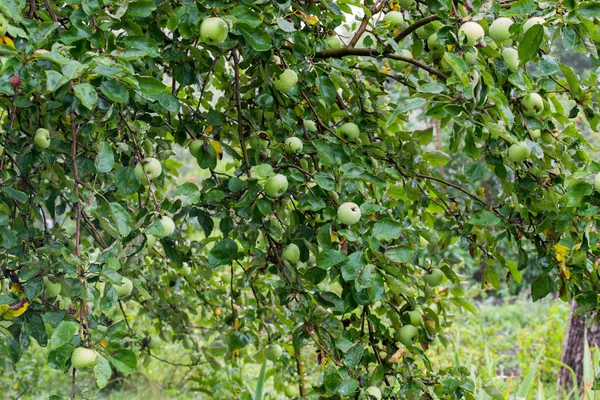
[
  {"left": 232, "top": 47, "right": 251, "bottom": 178},
  {"left": 385, "top": 15, "right": 441, "bottom": 52}
]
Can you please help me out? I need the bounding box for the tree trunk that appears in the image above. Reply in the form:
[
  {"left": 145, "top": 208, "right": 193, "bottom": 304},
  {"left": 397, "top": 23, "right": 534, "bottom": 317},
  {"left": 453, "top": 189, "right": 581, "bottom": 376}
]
[{"left": 557, "top": 302, "right": 600, "bottom": 392}]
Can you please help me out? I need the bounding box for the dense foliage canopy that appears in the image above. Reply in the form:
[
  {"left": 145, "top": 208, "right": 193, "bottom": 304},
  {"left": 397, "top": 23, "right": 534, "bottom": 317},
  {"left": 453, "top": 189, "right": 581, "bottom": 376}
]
[{"left": 1, "top": 0, "right": 600, "bottom": 398}]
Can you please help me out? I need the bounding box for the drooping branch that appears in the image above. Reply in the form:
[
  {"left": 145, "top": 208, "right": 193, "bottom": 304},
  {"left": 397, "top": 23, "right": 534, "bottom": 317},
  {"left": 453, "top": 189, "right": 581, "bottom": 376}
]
[
  {"left": 312, "top": 47, "right": 449, "bottom": 80},
  {"left": 385, "top": 15, "right": 441, "bottom": 52},
  {"left": 347, "top": 0, "right": 386, "bottom": 48}
]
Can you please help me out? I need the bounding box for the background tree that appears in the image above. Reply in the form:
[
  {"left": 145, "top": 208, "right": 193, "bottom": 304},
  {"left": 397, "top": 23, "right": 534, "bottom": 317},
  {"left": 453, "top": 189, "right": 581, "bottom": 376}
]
[{"left": 1, "top": 0, "right": 600, "bottom": 399}]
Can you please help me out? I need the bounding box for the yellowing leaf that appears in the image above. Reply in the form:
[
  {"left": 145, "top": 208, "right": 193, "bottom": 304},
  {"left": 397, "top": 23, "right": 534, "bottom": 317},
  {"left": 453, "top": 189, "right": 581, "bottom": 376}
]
[
  {"left": 210, "top": 141, "right": 223, "bottom": 160},
  {"left": 1, "top": 36, "right": 15, "bottom": 48},
  {"left": 10, "top": 282, "right": 23, "bottom": 294},
  {"left": 215, "top": 307, "right": 221, "bottom": 316},
  {"left": 554, "top": 243, "right": 569, "bottom": 264},
  {"left": 99, "top": 338, "right": 109, "bottom": 348},
  {"left": 205, "top": 125, "right": 213, "bottom": 135},
  {"left": 389, "top": 2, "right": 400, "bottom": 11},
  {"left": 305, "top": 14, "right": 320, "bottom": 25},
  {"left": 234, "top": 319, "right": 240, "bottom": 330},
  {"left": 0, "top": 298, "right": 29, "bottom": 321},
  {"left": 331, "top": 231, "right": 338, "bottom": 243}
]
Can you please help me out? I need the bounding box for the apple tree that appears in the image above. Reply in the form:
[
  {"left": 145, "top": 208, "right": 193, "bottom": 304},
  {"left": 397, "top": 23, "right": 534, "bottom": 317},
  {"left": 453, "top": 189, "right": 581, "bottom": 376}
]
[{"left": 1, "top": 0, "right": 600, "bottom": 398}]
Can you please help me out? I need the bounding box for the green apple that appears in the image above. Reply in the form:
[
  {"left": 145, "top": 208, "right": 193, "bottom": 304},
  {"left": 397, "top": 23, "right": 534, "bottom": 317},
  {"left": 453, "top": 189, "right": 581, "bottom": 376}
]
[
  {"left": 523, "top": 17, "right": 545, "bottom": 33},
  {"left": 71, "top": 347, "right": 97, "bottom": 370},
  {"left": 264, "top": 174, "right": 288, "bottom": 198},
  {"left": 146, "top": 233, "right": 156, "bottom": 249},
  {"left": 44, "top": 277, "right": 61, "bottom": 298},
  {"left": 458, "top": 22, "right": 484, "bottom": 46},
  {"left": 427, "top": 33, "right": 445, "bottom": 56},
  {"left": 530, "top": 129, "right": 541, "bottom": 139},
  {"left": 304, "top": 119, "right": 317, "bottom": 132},
  {"left": 502, "top": 47, "right": 519, "bottom": 71},
  {"left": 383, "top": 11, "right": 404, "bottom": 26},
  {"left": 285, "top": 137, "right": 303, "bottom": 154},
  {"left": 282, "top": 243, "right": 300, "bottom": 264},
  {"left": 34, "top": 128, "right": 51, "bottom": 149},
  {"left": 595, "top": 174, "right": 600, "bottom": 192},
  {"left": 390, "top": 49, "right": 413, "bottom": 71},
  {"left": 135, "top": 158, "right": 162, "bottom": 184},
  {"left": 0, "top": 14, "right": 8, "bottom": 37},
  {"left": 338, "top": 122, "right": 360, "bottom": 142},
  {"left": 324, "top": 35, "right": 343, "bottom": 49},
  {"left": 156, "top": 216, "right": 175, "bottom": 238},
  {"left": 200, "top": 17, "right": 229, "bottom": 45},
  {"left": 264, "top": 344, "right": 283, "bottom": 361},
  {"left": 424, "top": 268, "right": 444, "bottom": 287},
  {"left": 284, "top": 384, "right": 299, "bottom": 397},
  {"left": 274, "top": 69, "right": 298, "bottom": 94},
  {"left": 398, "top": 324, "right": 419, "bottom": 346},
  {"left": 114, "top": 277, "right": 133, "bottom": 298},
  {"left": 398, "top": 0, "right": 416, "bottom": 9},
  {"left": 189, "top": 140, "right": 203, "bottom": 157},
  {"left": 416, "top": 23, "right": 436, "bottom": 40},
  {"left": 541, "top": 132, "right": 554, "bottom": 144},
  {"left": 508, "top": 141, "right": 531, "bottom": 162},
  {"left": 406, "top": 310, "right": 423, "bottom": 326},
  {"left": 522, "top": 93, "right": 544, "bottom": 117},
  {"left": 337, "top": 202, "right": 361, "bottom": 225},
  {"left": 489, "top": 17, "right": 513, "bottom": 42},
  {"left": 365, "top": 386, "right": 382, "bottom": 400}
]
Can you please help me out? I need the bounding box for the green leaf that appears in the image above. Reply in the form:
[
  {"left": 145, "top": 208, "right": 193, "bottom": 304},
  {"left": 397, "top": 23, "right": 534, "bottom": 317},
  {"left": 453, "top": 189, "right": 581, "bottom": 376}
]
[
  {"left": 559, "top": 63, "right": 582, "bottom": 98},
  {"left": 385, "top": 246, "right": 414, "bottom": 263},
  {"left": 371, "top": 219, "right": 402, "bottom": 241},
  {"left": 95, "top": 142, "right": 115, "bottom": 173},
  {"left": 316, "top": 76, "right": 337, "bottom": 104},
  {"left": 109, "top": 349, "right": 137, "bottom": 374},
  {"left": 208, "top": 239, "right": 238, "bottom": 266},
  {"left": 94, "top": 355, "right": 112, "bottom": 389},
  {"left": 128, "top": 0, "right": 157, "bottom": 17},
  {"left": 443, "top": 53, "right": 470, "bottom": 86},
  {"left": 518, "top": 24, "right": 544, "bottom": 64},
  {"left": 566, "top": 181, "right": 592, "bottom": 207},
  {"left": 314, "top": 172, "right": 336, "bottom": 191},
  {"left": 531, "top": 275, "right": 553, "bottom": 301},
  {"left": 73, "top": 83, "right": 98, "bottom": 109},
  {"left": 136, "top": 76, "right": 167, "bottom": 96},
  {"left": 579, "top": 1, "right": 600, "bottom": 18},
  {"left": 231, "top": 6, "right": 263, "bottom": 28},
  {"left": 316, "top": 249, "right": 346, "bottom": 270},
  {"left": 45, "top": 70, "right": 67, "bottom": 92},
  {"left": 115, "top": 167, "right": 140, "bottom": 195},
  {"left": 100, "top": 79, "right": 129, "bottom": 103},
  {"left": 341, "top": 252, "right": 366, "bottom": 281},
  {"left": 386, "top": 98, "right": 426, "bottom": 127},
  {"left": 468, "top": 211, "right": 501, "bottom": 226},
  {"left": 173, "top": 183, "right": 200, "bottom": 205},
  {"left": 423, "top": 150, "right": 451, "bottom": 167},
  {"left": 240, "top": 27, "right": 271, "bottom": 52},
  {"left": 50, "top": 321, "right": 79, "bottom": 349}
]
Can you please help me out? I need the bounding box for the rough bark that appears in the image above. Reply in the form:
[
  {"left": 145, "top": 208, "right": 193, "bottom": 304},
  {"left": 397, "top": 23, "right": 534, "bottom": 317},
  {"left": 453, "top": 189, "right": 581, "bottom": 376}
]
[{"left": 558, "top": 302, "right": 600, "bottom": 392}]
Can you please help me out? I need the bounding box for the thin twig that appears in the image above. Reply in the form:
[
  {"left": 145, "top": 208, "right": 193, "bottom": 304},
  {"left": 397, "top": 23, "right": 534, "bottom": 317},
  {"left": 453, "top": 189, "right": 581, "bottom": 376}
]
[{"left": 232, "top": 47, "right": 251, "bottom": 178}]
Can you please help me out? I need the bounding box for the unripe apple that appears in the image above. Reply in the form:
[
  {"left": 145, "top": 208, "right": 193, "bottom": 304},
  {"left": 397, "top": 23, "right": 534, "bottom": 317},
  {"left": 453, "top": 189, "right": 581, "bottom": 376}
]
[
  {"left": 398, "top": 0, "right": 416, "bottom": 9},
  {"left": 523, "top": 17, "right": 545, "bottom": 33},
  {"left": 304, "top": 119, "right": 317, "bottom": 132},
  {"left": 114, "top": 277, "right": 133, "bottom": 298},
  {"left": 135, "top": 158, "right": 162, "bottom": 184},
  {"left": 522, "top": 93, "right": 544, "bottom": 117},
  {"left": 530, "top": 129, "right": 541, "bottom": 139},
  {"left": 398, "top": 324, "right": 419, "bottom": 346},
  {"left": 284, "top": 137, "right": 303, "bottom": 154},
  {"left": 324, "top": 35, "right": 343, "bottom": 49},
  {"left": 156, "top": 216, "right": 175, "bottom": 238},
  {"left": 427, "top": 33, "right": 445, "bottom": 56},
  {"left": 264, "top": 174, "right": 288, "bottom": 198},
  {"left": 416, "top": 24, "right": 435, "bottom": 40},
  {"left": 71, "top": 347, "right": 97, "bottom": 370},
  {"left": 282, "top": 243, "right": 300, "bottom": 264},
  {"left": 595, "top": 174, "right": 600, "bottom": 193},
  {"left": 284, "top": 384, "right": 299, "bottom": 397},
  {"left": 274, "top": 69, "right": 298, "bottom": 94},
  {"left": 489, "top": 17, "right": 513, "bottom": 42},
  {"left": 541, "top": 132, "right": 554, "bottom": 144},
  {"left": 365, "top": 386, "right": 382, "bottom": 400},
  {"left": 338, "top": 122, "right": 360, "bottom": 142},
  {"left": 189, "top": 140, "right": 203, "bottom": 157},
  {"left": 44, "top": 277, "right": 61, "bottom": 298},
  {"left": 502, "top": 47, "right": 519, "bottom": 71},
  {"left": 34, "top": 128, "right": 51, "bottom": 149},
  {"left": 337, "top": 202, "right": 361, "bottom": 225},
  {"left": 508, "top": 141, "right": 531, "bottom": 162},
  {"left": 424, "top": 268, "right": 444, "bottom": 287},
  {"left": 390, "top": 49, "right": 413, "bottom": 71},
  {"left": 200, "top": 17, "right": 229, "bottom": 45},
  {"left": 406, "top": 310, "right": 423, "bottom": 326},
  {"left": 458, "top": 22, "right": 484, "bottom": 46},
  {"left": 383, "top": 11, "right": 404, "bottom": 26},
  {"left": 0, "top": 14, "right": 8, "bottom": 36},
  {"left": 264, "top": 344, "right": 283, "bottom": 361}
]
